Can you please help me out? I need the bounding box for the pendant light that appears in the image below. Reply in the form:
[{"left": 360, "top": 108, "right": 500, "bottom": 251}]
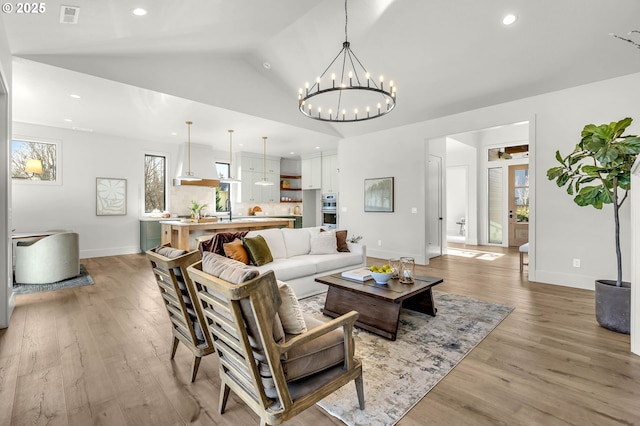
[
  {"left": 221, "top": 129, "right": 241, "bottom": 183},
  {"left": 177, "top": 121, "right": 202, "bottom": 181},
  {"left": 255, "top": 136, "right": 274, "bottom": 186}
]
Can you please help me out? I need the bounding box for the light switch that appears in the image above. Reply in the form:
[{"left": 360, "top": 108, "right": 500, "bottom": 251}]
[
  {"left": 341, "top": 206, "right": 347, "bottom": 212},
  {"left": 411, "top": 207, "right": 418, "bottom": 214}
]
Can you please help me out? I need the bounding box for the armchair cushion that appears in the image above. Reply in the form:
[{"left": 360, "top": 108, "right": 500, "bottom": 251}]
[{"left": 276, "top": 280, "right": 307, "bottom": 335}]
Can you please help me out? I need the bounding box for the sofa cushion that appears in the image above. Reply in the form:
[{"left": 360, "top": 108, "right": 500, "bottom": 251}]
[
  {"left": 223, "top": 238, "right": 250, "bottom": 264},
  {"left": 243, "top": 235, "right": 274, "bottom": 266},
  {"left": 282, "top": 228, "right": 311, "bottom": 257},
  {"left": 306, "top": 251, "right": 365, "bottom": 274},
  {"left": 246, "top": 228, "right": 287, "bottom": 259},
  {"left": 276, "top": 280, "right": 307, "bottom": 335},
  {"left": 309, "top": 230, "right": 337, "bottom": 255},
  {"left": 253, "top": 258, "right": 317, "bottom": 282}
]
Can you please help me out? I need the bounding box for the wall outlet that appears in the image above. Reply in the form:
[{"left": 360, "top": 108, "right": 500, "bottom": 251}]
[
  {"left": 573, "top": 258, "right": 581, "bottom": 268},
  {"left": 378, "top": 240, "right": 382, "bottom": 246}
]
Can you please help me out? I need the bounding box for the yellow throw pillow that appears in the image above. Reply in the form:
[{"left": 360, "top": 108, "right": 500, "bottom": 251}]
[{"left": 223, "top": 238, "right": 249, "bottom": 264}]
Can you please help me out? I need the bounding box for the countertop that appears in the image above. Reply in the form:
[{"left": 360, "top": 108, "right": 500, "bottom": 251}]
[{"left": 159, "top": 217, "right": 295, "bottom": 227}]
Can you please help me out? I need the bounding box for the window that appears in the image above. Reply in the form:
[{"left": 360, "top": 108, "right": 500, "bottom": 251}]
[
  {"left": 11, "top": 138, "right": 60, "bottom": 184},
  {"left": 215, "top": 162, "right": 230, "bottom": 212},
  {"left": 144, "top": 154, "right": 166, "bottom": 213}
]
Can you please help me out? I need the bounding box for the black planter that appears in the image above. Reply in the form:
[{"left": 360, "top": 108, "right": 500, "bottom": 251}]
[{"left": 595, "top": 279, "right": 631, "bottom": 334}]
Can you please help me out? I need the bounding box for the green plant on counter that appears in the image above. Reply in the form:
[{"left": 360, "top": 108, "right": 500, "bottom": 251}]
[{"left": 189, "top": 200, "right": 208, "bottom": 218}]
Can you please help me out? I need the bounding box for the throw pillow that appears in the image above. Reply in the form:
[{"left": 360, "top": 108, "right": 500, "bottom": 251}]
[
  {"left": 276, "top": 280, "right": 307, "bottom": 334},
  {"left": 243, "top": 235, "right": 274, "bottom": 266},
  {"left": 282, "top": 228, "right": 311, "bottom": 257},
  {"left": 336, "top": 230, "right": 350, "bottom": 252},
  {"left": 223, "top": 238, "right": 249, "bottom": 264},
  {"left": 309, "top": 230, "right": 338, "bottom": 255}
]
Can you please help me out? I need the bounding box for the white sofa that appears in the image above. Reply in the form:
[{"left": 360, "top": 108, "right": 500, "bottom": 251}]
[{"left": 242, "top": 227, "right": 366, "bottom": 299}]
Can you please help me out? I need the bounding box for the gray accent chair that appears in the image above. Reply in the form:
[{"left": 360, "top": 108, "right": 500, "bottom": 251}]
[{"left": 14, "top": 232, "right": 80, "bottom": 284}]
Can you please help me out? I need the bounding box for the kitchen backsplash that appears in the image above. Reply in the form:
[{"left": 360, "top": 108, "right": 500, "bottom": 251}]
[{"left": 170, "top": 186, "right": 302, "bottom": 217}]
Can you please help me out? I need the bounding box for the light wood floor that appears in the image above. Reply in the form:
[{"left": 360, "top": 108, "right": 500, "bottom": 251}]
[{"left": 1, "top": 245, "right": 639, "bottom": 425}]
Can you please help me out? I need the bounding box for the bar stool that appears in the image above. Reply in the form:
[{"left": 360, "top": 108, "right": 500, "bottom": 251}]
[{"left": 519, "top": 243, "right": 529, "bottom": 272}]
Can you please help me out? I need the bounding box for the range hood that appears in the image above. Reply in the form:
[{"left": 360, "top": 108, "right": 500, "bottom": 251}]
[{"left": 174, "top": 142, "right": 220, "bottom": 187}]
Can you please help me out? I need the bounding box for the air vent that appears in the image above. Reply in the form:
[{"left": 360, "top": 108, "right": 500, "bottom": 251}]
[{"left": 60, "top": 5, "right": 79, "bottom": 24}]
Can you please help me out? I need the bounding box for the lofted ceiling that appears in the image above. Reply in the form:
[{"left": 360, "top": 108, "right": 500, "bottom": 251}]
[{"left": 2, "top": 0, "right": 640, "bottom": 158}]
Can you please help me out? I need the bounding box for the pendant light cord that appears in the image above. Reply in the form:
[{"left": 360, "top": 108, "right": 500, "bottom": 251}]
[{"left": 186, "top": 121, "right": 192, "bottom": 174}]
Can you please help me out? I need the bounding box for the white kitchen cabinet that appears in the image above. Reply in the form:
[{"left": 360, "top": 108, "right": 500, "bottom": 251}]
[
  {"left": 302, "top": 156, "right": 322, "bottom": 189},
  {"left": 239, "top": 152, "right": 280, "bottom": 203},
  {"left": 321, "top": 154, "right": 338, "bottom": 194}
]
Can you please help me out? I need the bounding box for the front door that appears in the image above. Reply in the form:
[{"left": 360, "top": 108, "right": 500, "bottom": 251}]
[{"left": 508, "top": 164, "right": 529, "bottom": 247}]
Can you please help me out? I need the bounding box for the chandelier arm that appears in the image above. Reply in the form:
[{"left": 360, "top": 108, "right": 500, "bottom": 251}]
[
  {"left": 345, "top": 48, "right": 364, "bottom": 87},
  {"left": 311, "top": 46, "right": 347, "bottom": 92}
]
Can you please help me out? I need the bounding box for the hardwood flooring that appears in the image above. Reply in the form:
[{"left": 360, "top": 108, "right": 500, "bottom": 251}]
[{"left": 1, "top": 245, "right": 639, "bottom": 425}]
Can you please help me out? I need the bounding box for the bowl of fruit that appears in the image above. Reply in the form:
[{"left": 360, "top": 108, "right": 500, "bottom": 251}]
[{"left": 369, "top": 264, "right": 394, "bottom": 285}]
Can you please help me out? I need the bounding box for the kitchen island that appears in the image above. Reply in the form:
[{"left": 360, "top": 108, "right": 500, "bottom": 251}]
[{"left": 160, "top": 217, "right": 294, "bottom": 251}]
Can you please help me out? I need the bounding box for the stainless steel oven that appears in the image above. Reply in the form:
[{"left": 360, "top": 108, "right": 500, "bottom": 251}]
[{"left": 321, "top": 194, "right": 337, "bottom": 229}]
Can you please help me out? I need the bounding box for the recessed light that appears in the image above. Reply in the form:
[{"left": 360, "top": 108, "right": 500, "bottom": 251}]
[
  {"left": 263, "top": 62, "right": 271, "bottom": 70},
  {"left": 132, "top": 8, "right": 147, "bottom": 16},
  {"left": 315, "top": 146, "right": 320, "bottom": 150},
  {"left": 63, "top": 118, "right": 72, "bottom": 122},
  {"left": 69, "top": 94, "right": 80, "bottom": 99},
  {"left": 502, "top": 14, "right": 517, "bottom": 25},
  {"left": 171, "top": 132, "right": 177, "bottom": 136}
]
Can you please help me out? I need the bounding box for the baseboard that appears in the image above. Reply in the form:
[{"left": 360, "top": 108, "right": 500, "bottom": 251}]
[
  {"left": 80, "top": 246, "right": 140, "bottom": 259},
  {"left": 533, "top": 270, "right": 596, "bottom": 291}
]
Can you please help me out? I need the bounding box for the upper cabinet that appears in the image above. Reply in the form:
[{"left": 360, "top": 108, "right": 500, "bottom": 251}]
[
  {"left": 301, "top": 154, "right": 322, "bottom": 189},
  {"left": 321, "top": 153, "right": 338, "bottom": 194},
  {"left": 239, "top": 152, "right": 280, "bottom": 203}
]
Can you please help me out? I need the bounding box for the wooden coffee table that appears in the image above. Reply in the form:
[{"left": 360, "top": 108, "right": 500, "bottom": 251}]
[{"left": 314, "top": 273, "right": 444, "bottom": 340}]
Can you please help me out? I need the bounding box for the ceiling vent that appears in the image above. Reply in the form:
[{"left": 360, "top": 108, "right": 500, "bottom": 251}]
[{"left": 59, "top": 5, "right": 80, "bottom": 24}]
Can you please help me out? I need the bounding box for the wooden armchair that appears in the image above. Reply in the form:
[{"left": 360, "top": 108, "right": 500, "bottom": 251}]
[
  {"left": 187, "top": 254, "right": 364, "bottom": 426},
  {"left": 145, "top": 245, "right": 215, "bottom": 382}
]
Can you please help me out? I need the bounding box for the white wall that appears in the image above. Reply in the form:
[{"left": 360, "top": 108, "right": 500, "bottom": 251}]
[
  {"left": 11, "top": 122, "right": 183, "bottom": 258},
  {"left": 0, "top": 23, "right": 13, "bottom": 328},
  {"left": 446, "top": 166, "right": 467, "bottom": 236},
  {"left": 339, "top": 72, "right": 640, "bottom": 290},
  {"left": 446, "top": 138, "right": 477, "bottom": 244}
]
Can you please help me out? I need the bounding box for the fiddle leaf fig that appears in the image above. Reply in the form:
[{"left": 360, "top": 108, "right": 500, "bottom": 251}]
[{"left": 547, "top": 117, "right": 638, "bottom": 287}]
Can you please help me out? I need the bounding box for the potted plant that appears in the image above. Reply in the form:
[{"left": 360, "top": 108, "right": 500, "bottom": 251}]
[
  {"left": 189, "top": 200, "right": 207, "bottom": 219},
  {"left": 547, "top": 117, "right": 640, "bottom": 334}
]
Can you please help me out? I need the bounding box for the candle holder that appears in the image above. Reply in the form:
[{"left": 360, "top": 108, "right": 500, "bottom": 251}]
[
  {"left": 399, "top": 257, "right": 415, "bottom": 284},
  {"left": 389, "top": 258, "right": 400, "bottom": 279}
]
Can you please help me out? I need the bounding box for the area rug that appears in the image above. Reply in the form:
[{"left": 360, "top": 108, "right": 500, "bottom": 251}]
[
  {"left": 12, "top": 264, "right": 94, "bottom": 295},
  {"left": 298, "top": 291, "right": 513, "bottom": 426}
]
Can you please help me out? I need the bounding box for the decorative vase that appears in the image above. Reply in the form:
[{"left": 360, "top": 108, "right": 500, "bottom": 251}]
[
  {"left": 595, "top": 279, "right": 630, "bottom": 334},
  {"left": 399, "top": 257, "right": 415, "bottom": 283}
]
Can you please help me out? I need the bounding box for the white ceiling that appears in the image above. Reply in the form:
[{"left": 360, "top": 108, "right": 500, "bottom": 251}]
[{"left": 2, "top": 0, "right": 640, "bottom": 158}]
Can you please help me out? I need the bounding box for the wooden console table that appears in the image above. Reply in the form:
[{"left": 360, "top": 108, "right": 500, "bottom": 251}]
[
  {"left": 160, "top": 218, "right": 294, "bottom": 251},
  {"left": 315, "top": 273, "right": 444, "bottom": 340}
]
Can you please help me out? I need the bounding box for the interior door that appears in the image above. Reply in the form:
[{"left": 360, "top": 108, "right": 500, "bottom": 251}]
[
  {"left": 508, "top": 164, "right": 529, "bottom": 247},
  {"left": 427, "top": 155, "right": 443, "bottom": 258}
]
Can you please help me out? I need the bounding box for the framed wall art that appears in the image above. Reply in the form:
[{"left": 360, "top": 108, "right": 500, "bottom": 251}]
[
  {"left": 96, "top": 177, "right": 127, "bottom": 216},
  {"left": 364, "top": 177, "right": 394, "bottom": 212}
]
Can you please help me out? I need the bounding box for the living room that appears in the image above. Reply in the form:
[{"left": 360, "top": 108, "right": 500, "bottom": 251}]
[{"left": 1, "top": 1, "right": 640, "bottom": 424}]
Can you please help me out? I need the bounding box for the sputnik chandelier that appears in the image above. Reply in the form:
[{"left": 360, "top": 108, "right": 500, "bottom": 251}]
[{"left": 298, "top": 0, "right": 396, "bottom": 123}]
